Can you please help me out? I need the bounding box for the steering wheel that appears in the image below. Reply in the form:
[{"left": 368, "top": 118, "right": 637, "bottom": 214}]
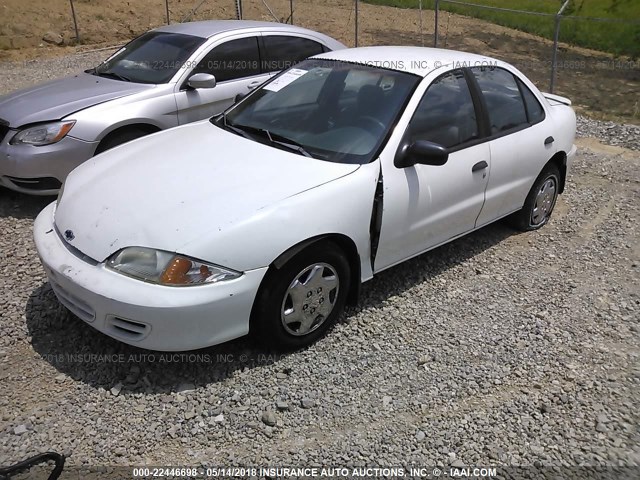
[{"left": 356, "top": 115, "right": 386, "bottom": 134}]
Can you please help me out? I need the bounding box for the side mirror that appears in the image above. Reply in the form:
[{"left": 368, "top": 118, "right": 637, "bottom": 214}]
[
  {"left": 187, "top": 73, "right": 217, "bottom": 89},
  {"left": 394, "top": 140, "right": 449, "bottom": 168}
]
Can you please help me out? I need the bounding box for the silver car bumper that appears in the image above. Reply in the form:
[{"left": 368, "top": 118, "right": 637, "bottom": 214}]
[{"left": 0, "top": 132, "right": 98, "bottom": 196}]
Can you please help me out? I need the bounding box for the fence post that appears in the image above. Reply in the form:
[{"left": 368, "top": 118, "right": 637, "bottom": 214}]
[
  {"left": 69, "top": 0, "right": 80, "bottom": 43},
  {"left": 434, "top": 0, "right": 440, "bottom": 47},
  {"left": 235, "top": 0, "right": 242, "bottom": 20},
  {"left": 550, "top": 0, "right": 570, "bottom": 93},
  {"left": 419, "top": 0, "right": 424, "bottom": 46},
  {"left": 290, "top": 0, "right": 294, "bottom": 24},
  {"left": 354, "top": 0, "right": 359, "bottom": 47},
  {"left": 165, "top": 0, "right": 170, "bottom": 24}
]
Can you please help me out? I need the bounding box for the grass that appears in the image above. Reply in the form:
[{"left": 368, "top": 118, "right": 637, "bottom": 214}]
[{"left": 361, "top": 0, "right": 640, "bottom": 57}]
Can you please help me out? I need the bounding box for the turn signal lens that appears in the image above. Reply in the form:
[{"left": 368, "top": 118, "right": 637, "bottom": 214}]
[
  {"left": 160, "top": 257, "right": 192, "bottom": 285},
  {"left": 159, "top": 255, "right": 241, "bottom": 286},
  {"left": 107, "top": 247, "right": 241, "bottom": 286}
]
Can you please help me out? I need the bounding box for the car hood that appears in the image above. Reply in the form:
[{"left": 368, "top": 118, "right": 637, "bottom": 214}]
[
  {"left": 55, "top": 121, "right": 360, "bottom": 263},
  {"left": 0, "top": 73, "right": 152, "bottom": 127}
]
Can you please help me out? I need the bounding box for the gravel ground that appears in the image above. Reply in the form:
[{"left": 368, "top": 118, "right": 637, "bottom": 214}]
[{"left": 0, "top": 51, "right": 639, "bottom": 478}]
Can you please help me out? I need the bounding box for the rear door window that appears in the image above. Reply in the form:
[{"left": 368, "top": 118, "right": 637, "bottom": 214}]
[
  {"left": 195, "top": 37, "right": 261, "bottom": 82},
  {"left": 471, "top": 67, "right": 529, "bottom": 134},
  {"left": 262, "top": 36, "right": 325, "bottom": 73}
]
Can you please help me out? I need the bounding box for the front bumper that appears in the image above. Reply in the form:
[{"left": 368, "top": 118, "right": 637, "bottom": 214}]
[
  {"left": 33, "top": 202, "right": 268, "bottom": 351},
  {"left": 0, "top": 132, "right": 98, "bottom": 195}
]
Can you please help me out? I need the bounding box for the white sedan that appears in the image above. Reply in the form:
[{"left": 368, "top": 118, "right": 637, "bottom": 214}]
[{"left": 34, "top": 47, "right": 577, "bottom": 351}]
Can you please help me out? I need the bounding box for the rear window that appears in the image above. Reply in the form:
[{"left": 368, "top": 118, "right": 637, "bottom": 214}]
[{"left": 518, "top": 79, "right": 545, "bottom": 124}]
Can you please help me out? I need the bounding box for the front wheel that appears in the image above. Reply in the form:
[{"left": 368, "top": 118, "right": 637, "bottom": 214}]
[
  {"left": 509, "top": 164, "right": 560, "bottom": 231},
  {"left": 95, "top": 128, "right": 149, "bottom": 155},
  {"left": 252, "top": 242, "right": 350, "bottom": 351}
]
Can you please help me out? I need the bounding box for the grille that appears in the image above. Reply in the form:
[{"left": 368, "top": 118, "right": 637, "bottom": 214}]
[{"left": 107, "top": 316, "right": 151, "bottom": 341}]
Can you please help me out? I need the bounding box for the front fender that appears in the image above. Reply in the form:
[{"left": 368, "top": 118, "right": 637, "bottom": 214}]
[
  {"left": 65, "top": 85, "right": 178, "bottom": 141},
  {"left": 179, "top": 161, "right": 381, "bottom": 282}
]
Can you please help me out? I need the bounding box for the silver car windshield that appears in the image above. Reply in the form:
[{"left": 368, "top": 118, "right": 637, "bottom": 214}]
[
  {"left": 91, "top": 32, "right": 205, "bottom": 84},
  {"left": 217, "top": 59, "right": 420, "bottom": 165}
]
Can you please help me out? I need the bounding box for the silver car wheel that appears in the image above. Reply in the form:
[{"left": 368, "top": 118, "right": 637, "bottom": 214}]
[
  {"left": 531, "top": 177, "right": 557, "bottom": 227},
  {"left": 280, "top": 263, "right": 339, "bottom": 336}
]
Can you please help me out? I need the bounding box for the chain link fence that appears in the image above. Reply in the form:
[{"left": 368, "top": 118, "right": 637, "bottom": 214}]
[
  {"left": 429, "top": 0, "right": 639, "bottom": 119},
  {"left": 3, "top": 0, "right": 637, "bottom": 120}
]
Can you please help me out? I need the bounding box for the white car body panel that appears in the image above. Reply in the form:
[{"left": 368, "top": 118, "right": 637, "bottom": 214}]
[
  {"left": 475, "top": 120, "right": 552, "bottom": 226},
  {"left": 35, "top": 203, "right": 269, "bottom": 351},
  {"left": 34, "top": 46, "right": 577, "bottom": 351},
  {"left": 55, "top": 121, "right": 362, "bottom": 267},
  {"left": 373, "top": 70, "right": 491, "bottom": 270}
]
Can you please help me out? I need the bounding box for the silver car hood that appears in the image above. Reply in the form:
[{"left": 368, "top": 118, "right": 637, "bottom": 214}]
[{"left": 0, "top": 73, "right": 153, "bottom": 128}]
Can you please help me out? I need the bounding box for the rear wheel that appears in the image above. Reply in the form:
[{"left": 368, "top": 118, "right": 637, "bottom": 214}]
[
  {"left": 509, "top": 164, "right": 560, "bottom": 231},
  {"left": 253, "top": 242, "right": 350, "bottom": 350}
]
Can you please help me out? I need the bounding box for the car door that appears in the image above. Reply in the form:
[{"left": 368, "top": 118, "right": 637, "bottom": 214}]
[
  {"left": 374, "top": 69, "right": 491, "bottom": 272},
  {"left": 470, "top": 66, "right": 556, "bottom": 226},
  {"left": 175, "top": 35, "right": 266, "bottom": 125}
]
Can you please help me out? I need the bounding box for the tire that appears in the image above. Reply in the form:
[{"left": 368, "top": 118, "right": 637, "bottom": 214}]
[
  {"left": 252, "top": 241, "right": 351, "bottom": 351},
  {"left": 95, "top": 128, "right": 150, "bottom": 155},
  {"left": 509, "top": 164, "right": 560, "bottom": 231}
]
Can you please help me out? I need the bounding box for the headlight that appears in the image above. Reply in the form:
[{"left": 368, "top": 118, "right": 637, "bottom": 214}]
[
  {"left": 106, "top": 247, "right": 242, "bottom": 286},
  {"left": 10, "top": 121, "right": 76, "bottom": 146}
]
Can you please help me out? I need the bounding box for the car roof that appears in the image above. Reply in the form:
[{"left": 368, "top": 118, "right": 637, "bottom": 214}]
[
  {"left": 154, "top": 20, "right": 331, "bottom": 40},
  {"left": 314, "top": 46, "right": 504, "bottom": 77}
]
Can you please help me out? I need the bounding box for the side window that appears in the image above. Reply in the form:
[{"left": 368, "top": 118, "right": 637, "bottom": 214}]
[
  {"left": 195, "top": 37, "right": 261, "bottom": 82},
  {"left": 262, "top": 36, "right": 325, "bottom": 73},
  {"left": 406, "top": 69, "right": 479, "bottom": 149},
  {"left": 471, "top": 67, "right": 528, "bottom": 134},
  {"left": 518, "top": 79, "right": 545, "bottom": 124}
]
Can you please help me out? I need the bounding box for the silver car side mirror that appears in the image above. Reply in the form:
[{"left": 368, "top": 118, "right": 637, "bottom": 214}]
[{"left": 187, "top": 73, "right": 217, "bottom": 89}]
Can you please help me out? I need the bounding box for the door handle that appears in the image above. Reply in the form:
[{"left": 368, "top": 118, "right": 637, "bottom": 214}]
[
  {"left": 544, "top": 136, "right": 554, "bottom": 145},
  {"left": 247, "top": 81, "right": 261, "bottom": 90},
  {"left": 472, "top": 160, "right": 488, "bottom": 172}
]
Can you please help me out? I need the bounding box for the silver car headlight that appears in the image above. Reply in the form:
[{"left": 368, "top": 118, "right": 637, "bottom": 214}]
[
  {"left": 106, "top": 247, "right": 242, "bottom": 286},
  {"left": 10, "top": 121, "right": 76, "bottom": 146}
]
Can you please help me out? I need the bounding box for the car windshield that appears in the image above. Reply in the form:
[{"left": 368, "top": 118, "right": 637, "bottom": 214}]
[
  {"left": 216, "top": 59, "right": 421, "bottom": 164},
  {"left": 91, "top": 31, "right": 205, "bottom": 84}
]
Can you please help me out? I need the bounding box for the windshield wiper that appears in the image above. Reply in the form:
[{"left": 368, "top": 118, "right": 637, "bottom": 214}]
[
  {"left": 269, "top": 136, "right": 313, "bottom": 158},
  {"left": 226, "top": 122, "right": 313, "bottom": 158},
  {"left": 213, "top": 113, "right": 252, "bottom": 140},
  {"left": 93, "top": 70, "right": 131, "bottom": 82}
]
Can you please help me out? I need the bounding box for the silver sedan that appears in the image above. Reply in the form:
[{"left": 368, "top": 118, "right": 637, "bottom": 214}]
[{"left": 0, "top": 20, "right": 344, "bottom": 195}]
